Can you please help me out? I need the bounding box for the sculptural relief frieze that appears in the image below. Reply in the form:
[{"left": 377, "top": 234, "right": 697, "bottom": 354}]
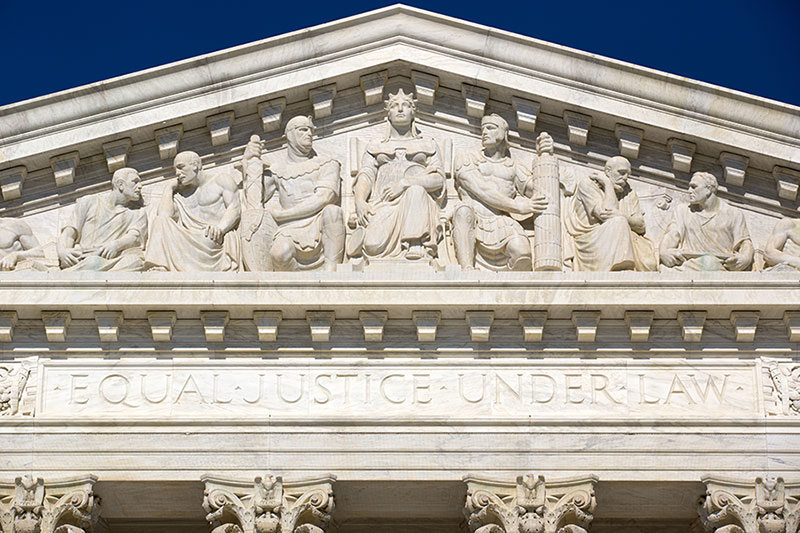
[
  {"left": 0, "top": 83, "right": 795, "bottom": 275},
  {"left": 0, "top": 358, "right": 35, "bottom": 417}
]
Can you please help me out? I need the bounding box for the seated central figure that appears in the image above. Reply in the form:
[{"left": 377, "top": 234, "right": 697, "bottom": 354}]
[{"left": 352, "top": 89, "right": 446, "bottom": 262}]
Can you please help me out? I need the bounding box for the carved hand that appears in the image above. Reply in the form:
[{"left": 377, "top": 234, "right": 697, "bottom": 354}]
[
  {"left": 243, "top": 135, "right": 263, "bottom": 161},
  {"left": 529, "top": 193, "right": 548, "bottom": 215},
  {"left": 660, "top": 248, "right": 685, "bottom": 267},
  {"left": 596, "top": 208, "right": 623, "bottom": 222},
  {"left": 98, "top": 240, "right": 123, "bottom": 259},
  {"left": 355, "top": 199, "right": 372, "bottom": 227},
  {"left": 536, "top": 132, "right": 554, "bottom": 156},
  {"left": 590, "top": 173, "right": 611, "bottom": 189},
  {"left": 0, "top": 252, "right": 18, "bottom": 271},
  {"left": 205, "top": 225, "right": 224, "bottom": 244},
  {"left": 381, "top": 180, "right": 407, "bottom": 203},
  {"left": 724, "top": 253, "right": 749, "bottom": 271},
  {"left": 57, "top": 246, "right": 83, "bottom": 268}
]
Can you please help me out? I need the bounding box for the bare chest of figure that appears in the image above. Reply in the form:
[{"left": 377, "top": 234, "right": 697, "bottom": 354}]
[
  {"left": 179, "top": 183, "right": 226, "bottom": 223},
  {"left": 476, "top": 159, "right": 516, "bottom": 196}
]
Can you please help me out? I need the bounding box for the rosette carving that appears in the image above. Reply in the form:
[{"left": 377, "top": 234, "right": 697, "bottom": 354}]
[
  {"left": 201, "top": 474, "right": 335, "bottom": 533},
  {"left": 695, "top": 476, "right": 800, "bottom": 533},
  {"left": 463, "top": 473, "right": 598, "bottom": 533},
  {"left": 0, "top": 475, "right": 104, "bottom": 533}
]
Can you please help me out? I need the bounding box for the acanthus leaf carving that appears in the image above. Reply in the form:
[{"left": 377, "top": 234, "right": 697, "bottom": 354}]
[
  {"left": 0, "top": 475, "right": 104, "bottom": 533},
  {"left": 696, "top": 476, "right": 800, "bottom": 533},
  {"left": 202, "top": 473, "right": 335, "bottom": 533},
  {"left": 463, "top": 473, "right": 597, "bottom": 533}
]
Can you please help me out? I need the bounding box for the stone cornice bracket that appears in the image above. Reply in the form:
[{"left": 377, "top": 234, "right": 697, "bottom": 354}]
[
  {"left": 625, "top": 311, "right": 654, "bottom": 342},
  {"left": 360, "top": 70, "right": 388, "bottom": 106},
  {"left": 0, "top": 474, "right": 104, "bottom": 533},
  {"left": 461, "top": 83, "right": 490, "bottom": 119},
  {"left": 147, "top": 311, "right": 177, "bottom": 342},
  {"left": 719, "top": 152, "right": 749, "bottom": 187},
  {"left": 102, "top": 138, "right": 131, "bottom": 173},
  {"left": 258, "top": 98, "right": 287, "bottom": 133},
  {"left": 201, "top": 311, "right": 230, "bottom": 342},
  {"left": 412, "top": 311, "right": 440, "bottom": 342},
  {"left": 519, "top": 311, "right": 547, "bottom": 342},
  {"left": 94, "top": 311, "right": 123, "bottom": 342},
  {"left": 201, "top": 473, "right": 336, "bottom": 533},
  {"left": 307, "top": 311, "right": 335, "bottom": 343},
  {"left": 614, "top": 124, "right": 643, "bottom": 159},
  {"left": 563, "top": 111, "right": 592, "bottom": 147},
  {"left": 695, "top": 476, "right": 800, "bottom": 533},
  {"left": 773, "top": 166, "right": 800, "bottom": 201},
  {"left": 784, "top": 311, "right": 800, "bottom": 342},
  {"left": 253, "top": 311, "right": 282, "bottom": 342},
  {"left": 730, "top": 311, "right": 759, "bottom": 343},
  {"left": 511, "top": 96, "right": 540, "bottom": 133},
  {"left": 207, "top": 111, "right": 235, "bottom": 146},
  {"left": 50, "top": 151, "right": 80, "bottom": 187},
  {"left": 359, "top": 310, "right": 388, "bottom": 342},
  {"left": 309, "top": 84, "right": 337, "bottom": 120},
  {"left": 572, "top": 311, "right": 600, "bottom": 343},
  {"left": 154, "top": 124, "right": 183, "bottom": 160},
  {"left": 463, "top": 473, "right": 598, "bottom": 533},
  {"left": 466, "top": 311, "right": 494, "bottom": 342},
  {"left": 411, "top": 70, "right": 438, "bottom": 106},
  {"left": 0, "top": 166, "right": 27, "bottom": 201},
  {"left": 41, "top": 311, "right": 71, "bottom": 343},
  {"left": 0, "top": 311, "right": 18, "bottom": 342},
  {"left": 678, "top": 311, "right": 706, "bottom": 342},
  {"left": 667, "top": 138, "right": 696, "bottom": 173}
]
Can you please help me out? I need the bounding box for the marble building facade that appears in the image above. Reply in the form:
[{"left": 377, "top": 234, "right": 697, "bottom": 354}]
[{"left": 0, "top": 5, "right": 799, "bottom": 532}]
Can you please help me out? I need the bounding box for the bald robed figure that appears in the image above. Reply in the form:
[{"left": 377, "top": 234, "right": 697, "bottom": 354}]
[{"left": 145, "top": 151, "right": 241, "bottom": 271}]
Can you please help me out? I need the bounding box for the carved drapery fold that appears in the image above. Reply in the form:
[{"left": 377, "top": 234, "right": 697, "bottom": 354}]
[
  {"left": 695, "top": 476, "right": 800, "bottom": 533},
  {"left": 201, "top": 473, "right": 336, "bottom": 533},
  {"left": 0, "top": 475, "right": 104, "bottom": 533},
  {"left": 463, "top": 473, "right": 598, "bottom": 533}
]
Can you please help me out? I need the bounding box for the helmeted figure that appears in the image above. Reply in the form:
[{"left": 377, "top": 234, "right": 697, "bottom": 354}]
[
  {"left": 240, "top": 116, "right": 344, "bottom": 271},
  {"left": 351, "top": 89, "right": 446, "bottom": 263},
  {"left": 452, "top": 114, "right": 548, "bottom": 271}
]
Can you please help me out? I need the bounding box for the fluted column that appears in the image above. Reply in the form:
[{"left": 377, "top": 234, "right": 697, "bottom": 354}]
[
  {"left": 463, "top": 473, "right": 598, "bottom": 533},
  {"left": 0, "top": 474, "right": 104, "bottom": 533},
  {"left": 694, "top": 476, "right": 800, "bottom": 533},
  {"left": 201, "top": 473, "right": 336, "bottom": 533}
]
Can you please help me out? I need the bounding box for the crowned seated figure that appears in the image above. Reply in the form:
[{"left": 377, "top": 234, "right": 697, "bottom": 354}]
[{"left": 351, "top": 89, "right": 446, "bottom": 264}]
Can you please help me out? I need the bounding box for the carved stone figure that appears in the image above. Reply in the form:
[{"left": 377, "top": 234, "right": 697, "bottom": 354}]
[
  {"left": 351, "top": 89, "right": 446, "bottom": 263},
  {"left": 659, "top": 172, "right": 754, "bottom": 271},
  {"left": 764, "top": 359, "right": 800, "bottom": 416},
  {"left": 764, "top": 217, "right": 800, "bottom": 271},
  {"left": 145, "top": 152, "right": 241, "bottom": 271},
  {"left": 0, "top": 219, "right": 45, "bottom": 271},
  {"left": 0, "top": 360, "right": 34, "bottom": 417},
  {"left": 241, "top": 116, "right": 345, "bottom": 271},
  {"left": 695, "top": 476, "right": 800, "bottom": 533},
  {"left": 452, "top": 114, "right": 548, "bottom": 271},
  {"left": 563, "top": 156, "right": 656, "bottom": 271},
  {"left": 202, "top": 473, "right": 336, "bottom": 533},
  {"left": 463, "top": 473, "right": 597, "bottom": 533},
  {"left": 0, "top": 475, "right": 104, "bottom": 533},
  {"left": 57, "top": 168, "right": 146, "bottom": 272}
]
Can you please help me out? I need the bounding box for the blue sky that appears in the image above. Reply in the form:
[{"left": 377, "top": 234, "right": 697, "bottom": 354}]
[{"left": 2, "top": 0, "right": 798, "bottom": 107}]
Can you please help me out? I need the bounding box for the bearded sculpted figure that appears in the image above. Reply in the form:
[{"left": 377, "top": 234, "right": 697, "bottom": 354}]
[
  {"left": 240, "top": 116, "right": 345, "bottom": 271},
  {"left": 351, "top": 89, "right": 446, "bottom": 264},
  {"left": 659, "top": 171, "right": 753, "bottom": 271},
  {"left": 57, "top": 167, "right": 147, "bottom": 271},
  {"left": 453, "top": 114, "right": 548, "bottom": 271},
  {"left": 764, "top": 217, "right": 800, "bottom": 271},
  {"left": 563, "top": 156, "right": 656, "bottom": 271},
  {"left": 145, "top": 151, "right": 241, "bottom": 271}
]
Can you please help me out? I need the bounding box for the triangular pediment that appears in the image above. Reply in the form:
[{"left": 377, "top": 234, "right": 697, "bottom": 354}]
[{"left": 0, "top": 4, "right": 797, "bottom": 274}]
